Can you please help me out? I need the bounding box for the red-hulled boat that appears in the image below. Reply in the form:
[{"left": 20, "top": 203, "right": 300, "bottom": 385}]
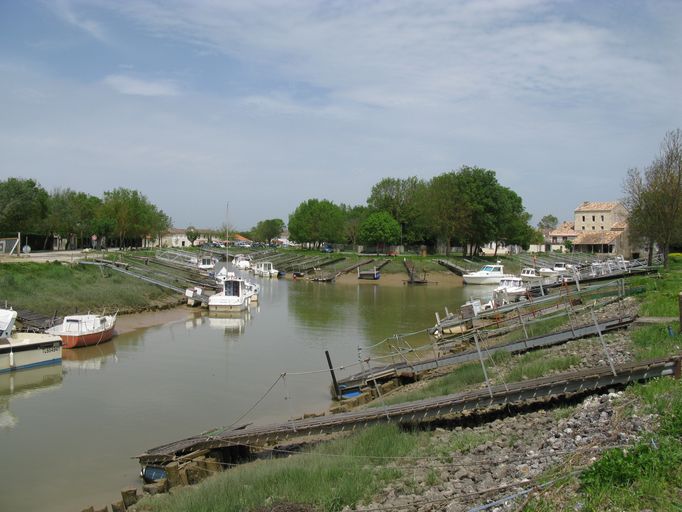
[{"left": 46, "top": 313, "right": 117, "bottom": 349}]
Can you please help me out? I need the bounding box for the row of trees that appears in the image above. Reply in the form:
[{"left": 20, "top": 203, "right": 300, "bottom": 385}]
[
  {"left": 0, "top": 178, "right": 171, "bottom": 249},
  {"left": 285, "top": 166, "right": 538, "bottom": 255},
  {"left": 624, "top": 129, "right": 682, "bottom": 267}
]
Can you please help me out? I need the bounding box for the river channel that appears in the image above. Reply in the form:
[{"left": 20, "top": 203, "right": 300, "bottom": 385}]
[{"left": 1, "top": 275, "right": 483, "bottom": 512}]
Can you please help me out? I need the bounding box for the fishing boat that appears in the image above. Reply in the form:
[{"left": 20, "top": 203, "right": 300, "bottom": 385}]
[
  {"left": 462, "top": 262, "right": 512, "bottom": 285},
  {"left": 520, "top": 267, "right": 540, "bottom": 281},
  {"left": 0, "top": 309, "right": 62, "bottom": 373},
  {"left": 254, "top": 261, "right": 278, "bottom": 278},
  {"left": 45, "top": 313, "right": 117, "bottom": 349},
  {"left": 494, "top": 276, "right": 527, "bottom": 299},
  {"left": 208, "top": 272, "right": 253, "bottom": 312}
]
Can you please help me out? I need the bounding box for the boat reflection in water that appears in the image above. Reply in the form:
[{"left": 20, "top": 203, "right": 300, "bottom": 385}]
[
  {"left": 61, "top": 342, "right": 117, "bottom": 371},
  {"left": 0, "top": 363, "right": 63, "bottom": 429},
  {"left": 205, "top": 310, "right": 252, "bottom": 336}
]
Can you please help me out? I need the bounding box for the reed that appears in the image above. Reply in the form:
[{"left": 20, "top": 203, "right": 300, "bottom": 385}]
[
  {"left": 139, "top": 424, "right": 419, "bottom": 512},
  {"left": 0, "top": 261, "right": 175, "bottom": 315}
]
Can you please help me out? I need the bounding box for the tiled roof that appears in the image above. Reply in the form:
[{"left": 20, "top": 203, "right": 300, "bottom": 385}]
[
  {"left": 611, "top": 221, "right": 628, "bottom": 230},
  {"left": 574, "top": 231, "right": 622, "bottom": 245},
  {"left": 574, "top": 201, "right": 621, "bottom": 212},
  {"left": 549, "top": 221, "right": 577, "bottom": 237}
]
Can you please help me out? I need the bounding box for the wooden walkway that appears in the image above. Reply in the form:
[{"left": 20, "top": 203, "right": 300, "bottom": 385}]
[{"left": 137, "top": 355, "right": 681, "bottom": 465}]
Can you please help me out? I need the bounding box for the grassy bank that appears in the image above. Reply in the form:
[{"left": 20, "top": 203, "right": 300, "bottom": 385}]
[
  {"left": 0, "top": 261, "right": 178, "bottom": 316},
  {"left": 136, "top": 256, "right": 680, "bottom": 512},
  {"left": 140, "top": 424, "right": 423, "bottom": 512}
]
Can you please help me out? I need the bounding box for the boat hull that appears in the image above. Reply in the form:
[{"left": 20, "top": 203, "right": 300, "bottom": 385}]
[
  {"left": 57, "top": 326, "right": 116, "bottom": 349},
  {"left": 463, "top": 274, "right": 510, "bottom": 285},
  {"left": 208, "top": 303, "right": 248, "bottom": 312},
  {"left": 0, "top": 335, "right": 62, "bottom": 374}
]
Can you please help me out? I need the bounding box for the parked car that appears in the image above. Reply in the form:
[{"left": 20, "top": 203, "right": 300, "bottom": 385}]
[{"left": 321, "top": 244, "right": 334, "bottom": 253}]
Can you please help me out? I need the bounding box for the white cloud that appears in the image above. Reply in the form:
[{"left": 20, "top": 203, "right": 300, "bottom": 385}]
[
  {"left": 102, "top": 74, "right": 180, "bottom": 97},
  {"left": 50, "top": 0, "right": 109, "bottom": 42}
]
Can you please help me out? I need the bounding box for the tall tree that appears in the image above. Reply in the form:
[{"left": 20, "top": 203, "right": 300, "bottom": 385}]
[
  {"left": 624, "top": 129, "right": 682, "bottom": 267},
  {"left": 340, "top": 204, "right": 368, "bottom": 247},
  {"left": 424, "top": 171, "right": 469, "bottom": 255},
  {"left": 0, "top": 178, "right": 49, "bottom": 234},
  {"left": 367, "top": 176, "right": 427, "bottom": 245},
  {"left": 537, "top": 214, "right": 558, "bottom": 232},
  {"left": 186, "top": 226, "right": 200, "bottom": 246},
  {"left": 359, "top": 211, "right": 401, "bottom": 249},
  {"left": 100, "top": 188, "right": 170, "bottom": 248},
  {"left": 252, "top": 218, "right": 285, "bottom": 243},
  {"left": 288, "top": 199, "right": 344, "bottom": 247}
]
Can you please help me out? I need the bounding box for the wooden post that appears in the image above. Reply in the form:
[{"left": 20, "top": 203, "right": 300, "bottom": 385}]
[
  {"left": 110, "top": 501, "right": 125, "bottom": 512},
  {"left": 121, "top": 487, "right": 139, "bottom": 508},
  {"left": 678, "top": 292, "right": 682, "bottom": 334},
  {"left": 165, "top": 461, "right": 182, "bottom": 488},
  {"left": 325, "top": 350, "right": 340, "bottom": 399}
]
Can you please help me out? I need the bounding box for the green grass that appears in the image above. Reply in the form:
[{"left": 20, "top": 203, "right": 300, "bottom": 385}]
[
  {"left": 0, "top": 261, "right": 175, "bottom": 315},
  {"left": 370, "top": 362, "right": 487, "bottom": 407},
  {"left": 138, "top": 424, "right": 421, "bottom": 512},
  {"left": 631, "top": 324, "right": 682, "bottom": 361},
  {"left": 575, "top": 378, "right": 682, "bottom": 511},
  {"left": 505, "top": 351, "right": 580, "bottom": 382}
]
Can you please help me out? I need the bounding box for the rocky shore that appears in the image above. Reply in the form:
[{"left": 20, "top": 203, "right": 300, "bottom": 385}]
[{"left": 344, "top": 297, "right": 655, "bottom": 511}]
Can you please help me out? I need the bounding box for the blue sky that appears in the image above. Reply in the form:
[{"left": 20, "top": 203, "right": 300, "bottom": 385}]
[{"left": 1, "top": 1, "right": 680, "bottom": 231}]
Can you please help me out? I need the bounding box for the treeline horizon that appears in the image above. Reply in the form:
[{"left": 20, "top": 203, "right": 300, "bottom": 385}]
[{"left": 0, "top": 166, "right": 539, "bottom": 255}]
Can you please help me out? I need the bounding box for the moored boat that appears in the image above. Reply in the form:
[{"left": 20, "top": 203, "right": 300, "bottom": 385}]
[
  {"left": 462, "top": 262, "right": 512, "bottom": 285},
  {"left": 45, "top": 313, "right": 117, "bottom": 349},
  {"left": 254, "top": 261, "right": 278, "bottom": 278},
  {"left": 0, "top": 309, "right": 62, "bottom": 373},
  {"left": 208, "top": 272, "right": 253, "bottom": 312},
  {"left": 357, "top": 267, "right": 381, "bottom": 280}
]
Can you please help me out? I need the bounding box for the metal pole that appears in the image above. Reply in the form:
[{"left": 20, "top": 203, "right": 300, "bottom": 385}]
[
  {"left": 473, "top": 333, "right": 494, "bottom": 398},
  {"left": 591, "top": 309, "right": 617, "bottom": 376},
  {"left": 517, "top": 308, "right": 529, "bottom": 343},
  {"left": 325, "top": 350, "right": 340, "bottom": 399}
]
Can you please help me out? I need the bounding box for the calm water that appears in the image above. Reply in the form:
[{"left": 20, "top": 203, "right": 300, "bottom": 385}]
[{"left": 0, "top": 277, "right": 479, "bottom": 512}]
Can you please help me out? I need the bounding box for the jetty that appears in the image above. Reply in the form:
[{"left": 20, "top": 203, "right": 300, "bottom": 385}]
[{"left": 137, "top": 355, "right": 682, "bottom": 465}]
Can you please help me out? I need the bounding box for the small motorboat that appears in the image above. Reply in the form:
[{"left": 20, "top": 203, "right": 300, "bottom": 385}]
[
  {"left": 46, "top": 313, "right": 117, "bottom": 349},
  {"left": 208, "top": 272, "right": 254, "bottom": 312},
  {"left": 462, "top": 262, "right": 512, "bottom": 285},
  {"left": 1, "top": 309, "right": 62, "bottom": 372},
  {"left": 254, "top": 261, "right": 278, "bottom": 278}
]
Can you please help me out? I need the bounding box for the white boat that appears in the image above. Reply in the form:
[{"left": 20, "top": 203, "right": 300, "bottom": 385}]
[
  {"left": 45, "top": 313, "right": 117, "bottom": 349},
  {"left": 232, "top": 254, "right": 251, "bottom": 270},
  {"left": 539, "top": 262, "right": 571, "bottom": 277},
  {"left": 254, "top": 261, "right": 278, "bottom": 278},
  {"left": 520, "top": 267, "right": 540, "bottom": 281},
  {"left": 462, "top": 263, "right": 513, "bottom": 285},
  {"left": 0, "top": 309, "right": 62, "bottom": 373},
  {"left": 208, "top": 272, "right": 254, "bottom": 312},
  {"left": 495, "top": 276, "right": 527, "bottom": 297}
]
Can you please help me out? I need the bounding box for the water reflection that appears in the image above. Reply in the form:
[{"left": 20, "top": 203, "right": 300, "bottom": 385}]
[
  {"left": 62, "top": 342, "right": 117, "bottom": 371},
  {"left": 0, "top": 364, "right": 63, "bottom": 429},
  {"left": 204, "top": 310, "right": 252, "bottom": 336}
]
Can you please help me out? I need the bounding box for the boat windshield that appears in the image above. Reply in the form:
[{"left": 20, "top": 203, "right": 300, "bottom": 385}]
[{"left": 481, "top": 265, "right": 495, "bottom": 272}]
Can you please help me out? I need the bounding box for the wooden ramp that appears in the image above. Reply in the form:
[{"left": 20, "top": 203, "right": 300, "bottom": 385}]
[{"left": 137, "top": 355, "right": 681, "bottom": 465}]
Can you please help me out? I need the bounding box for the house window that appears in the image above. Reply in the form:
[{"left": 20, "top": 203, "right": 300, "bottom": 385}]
[
  {"left": 592, "top": 215, "right": 595, "bottom": 221},
  {"left": 582, "top": 226, "right": 585, "bottom": 230},
  {"left": 601, "top": 226, "right": 604, "bottom": 230},
  {"left": 601, "top": 215, "right": 604, "bottom": 221},
  {"left": 592, "top": 226, "right": 595, "bottom": 230},
  {"left": 582, "top": 215, "right": 585, "bottom": 221}
]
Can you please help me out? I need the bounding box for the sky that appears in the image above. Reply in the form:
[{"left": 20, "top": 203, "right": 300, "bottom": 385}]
[{"left": 1, "top": 1, "right": 681, "bottom": 231}]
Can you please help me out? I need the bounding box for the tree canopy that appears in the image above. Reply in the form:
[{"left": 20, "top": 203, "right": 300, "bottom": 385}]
[
  {"left": 624, "top": 129, "right": 682, "bottom": 266},
  {"left": 359, "top": 211, "right": 401, "bottom": 248},
  {"left": 288, "top": 199, "right": 345, "bottom": 247}
]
